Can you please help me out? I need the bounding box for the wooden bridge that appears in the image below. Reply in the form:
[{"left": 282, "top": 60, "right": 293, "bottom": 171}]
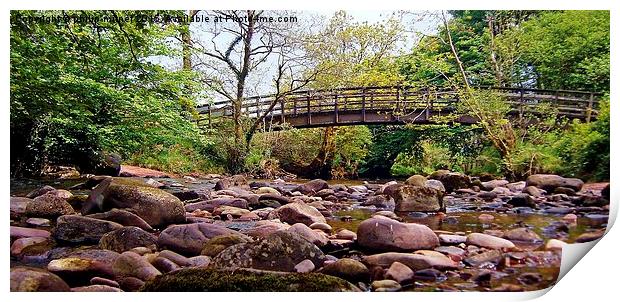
[{"left": 196, "top": 86, "right": 601, "bottom": 129}]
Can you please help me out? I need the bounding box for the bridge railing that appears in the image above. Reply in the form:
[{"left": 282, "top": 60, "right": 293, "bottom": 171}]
[{"left": 196, "top": 86, "right": 601, "bottom": 126}]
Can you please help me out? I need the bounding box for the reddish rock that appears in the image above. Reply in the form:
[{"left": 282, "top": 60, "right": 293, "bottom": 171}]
[
  {"left": 466, "top": 233, "right": 516, "bottom": 250},
  {"left": 10, "top": 226, "right": 51, "bottom": 239},
  {"left": 357, "top": 216, "right": 439, "bottom": 252},
  {"left": 157, "top": 222, "right": 244, "bottom": 256},
  {"left": 363, "top": 252, "right": 458, "bottom": 271},
  {"left": 10, "top": 267, "right": 70, "bottom": 292},
  {"left": 385, "top": 261, "right": 414, "bottom": 284},
  {"left": 270, "top": 202, "right": 326, "bottom": 226},
  {"left": 112, "top": 251, "right": 161, "bottom": 281}
]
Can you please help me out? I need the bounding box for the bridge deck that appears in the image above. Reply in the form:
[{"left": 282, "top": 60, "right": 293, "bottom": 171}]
[{"left": 196, "top": 86, "right": 601, "bottom": 129}]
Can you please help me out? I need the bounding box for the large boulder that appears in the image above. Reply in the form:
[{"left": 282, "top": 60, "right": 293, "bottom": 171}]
[
  {"left": 390, "top": 185, "right": 443, "bottom": 212},
  {"left": 320, "top": 258, "right": 370, "bottom": 283},
  {"left": 201, "top": 234, "right": 254, "bottom": 257},
  {"left": 10, "top": 267, "right": 70, "bottom": 292},
  {"left": 428, "top": 170, "right": 471, "bottom": 193},
  {"left": 404, "top": 175, "right": 427, "bottom": 187},
  {"left": 10, "top": 197, "right": 31, "bottom": 219},
  {"left": 25, "top": 193, "right": 75, "bottom": 218},
  {"left": 356, "top": 216, "right": 439, "bottom": 252},
  {"left": 239, "top": 220, "right": 289, "bottom": 238},
  {"left": 87, "top": 209, "right": 154, "bottom": 232},
  {"left": 46, "top": 249, "right": 120, "bottom": 285},
  {"left": 294, "top": 179, "right": 329, "bottom": 195},
  {"left": 157, "top": 223, "right": 246, "bottom": 256},
  {"left": 83, "top": 178, "right": 186, "bottom": 228},
  {"left": 480, "top": 179, "right": 509, "bottom": 191},
  {"left": 53, "top": 215, "right": 123, "bottom": 244},
  {"left": 269, "top": 202, "right": 326, "bottom": 226},
  {"left": 99, "top": 226, "right": 157, "bottom": 253},
  {"left": 287, "top": 223, "right": 329, "bottom": 247},
  {"left": 112, "top": 251, "right": 161, "bottom": 281},
  {"left": 526, "top": 174, "right": 584, "bottom": 192},
  {"left": 140, "top": 267, "right": 360, "bottom": 292},
  {"left": 362, "top": 252, "right": 458, "bottom": 271},
  {"left": 466, "top": 233, "right": 516, "bottom": 249},
  {"left": 361, "top": 195, "right": 394, "bottom": 209},
  {"left": 209, "top": 230, "right": 326, "bottom": 272},
  {"left": 26, "top": 185, "right": 56, "bottom": 198}
]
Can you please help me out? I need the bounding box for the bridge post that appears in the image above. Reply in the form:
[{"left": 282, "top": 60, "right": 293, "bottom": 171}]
[
  {"left": 362, "top": 88, "right": 366, "bottom": 122},
  {"left": 280, "top": 98, "right": 285, "bottom": 124},
  {"left": 307, "top": 92, "right": 312, "bottom": 125},
  {"left": 334, "top": 95, "right": 339, "bottom": 124},
  {"left": 425, "top": 88, "right": 430, "bottom": 120},
  {"left": 586, "top": 93, "right": 594, "bottom": 122},
  {"left": 208, "top": 104, "right": 212, "bottom": 127},
  {"left": 519, "top": 88, "right": 524, "bottom": 118}
]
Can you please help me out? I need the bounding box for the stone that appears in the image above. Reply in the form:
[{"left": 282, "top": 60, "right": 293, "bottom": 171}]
[
  {"left": 478, "top": 213, "right": 495, "bottom": 222},
  {"left": 506, "top": 181, "right": 527, "bottom": 193},
  {"left": 188, "top": 256, "right": 211, "bottom": 267},
  {"left": 140, "top": 267, "right": 360, "bottom": 292},
  {"left": 554, "top": 187, "right": 576, "bottom": 195},
  {"left": 491, "top": 186, "right": 512, "bottom": 195},
  {"left": 507, "top": 193, "right": 537, "bottom": 208},
  {"left": 503, "top": 228, "right": 542, "bottom": 243},
  {"left": 46, "top": 249, "right": 120, "bottom": 284},
  {"left": 99, "top": 226, "right": 157, "bottom": 253},
  {"left": 117, "top": 277, "right": 145, "bottom": 291},
  {"left": 294, "top": 259, "right": 315, "bottom": 273},
  {"left": 201, "top": 234, "right": 253, "bottom": 257},
  {"left": 10, "top": 266, "right": 70, "bottom": 292},
  {"left": 309, "top": 222, "right": 332, "bottom": 233},
  {"left": 158, "top": 223, "right": 246, "bottom": 256},
  {"left": 363, "top": 252, "right": 458, "bottom": 271},
  {"left": 385, "top": 261, "right": 414, "bottom": 284},
  {"left": 112, "top": 251, "right": 161, "bottom": 281},
  {"left": 438, "top": 234, "right": 467, "bottom": 245},
  {"left": 71, "top": 285, "right": 122, "bottom": 292},
  {"left": 523, "top": 186, "right": 544, "bottom": 197},
  {"left": 425, "top": 180, "right": 446, "bottom": 192},
  {"left": 210, "top": 230, "right": 326, "bottom": 272},
  {"left": 321, "top": 258, "right": 370, "bottom": 283},
  {"left": 25, "top": 193, "right": 75, "bottom": 218},
  {"left": 295, "top": 179, "right": 329, "bottom": 195},
  {"left": 374, "top": 211, "right": 399, "bottom": 220},
  {"left": 152, "top": 256, "right": 181, "bottom": 273},
  {"left": 258, "top": 193, "right": 290, "bottom": 205},
  {"left": 213, "top": 205, "right": 250, "bottom": 217},
  {"left": 90, "top": 276, "right": 120, "bottom": 288},
  {"left": 414, "top": 268, "right": 446, "bottom": 281},
  {"left": 256, "top": 187, "right": 280, "bottom": 195},
  {"left": 575, "top": 230, "right": 605, "bottom": 243},
  {"left": 526, "top": 174, "right": 584, "bottom": 192},
  {"left": 10, "top": 196, "right": 31, "bottom": 219},
  {"left": 428, "top": 170, "right": 471, "bottom": 193},
  {"left": 390, "top": 185, "right": 444, "bottom": 212},
  {"left": 562, "top": 213, "right": 578, "bottom": 223},
  {"left": 466, "top": 233, "right": 516, "bottom": 249},
  {"left": 158, "top": 250, "right": 191, "bottom": 266},
  {"left": 480, "top": 179, "right": 509, "bottom": 191},
  {"left": 463, "top": 250, "right": 503, "bottom": 267},
  {"left": 288, "top": 223, "right": 329, "bottom": 247},
  {"left": 335, "top": 229, "right": 357, "bottom": 240},
  {"left": 361, "top": 195, "right": 394, "bottom": 209},
  {"left": 270, "top": 202, "right": 326, "bottom": 226},
  {"left": 371, "top": 280, "right": 401, "bottom": 292},
  {"left": 26, "top": 185, "right": 56, "bottom": 198},
  {"left": 240, "top": 220, "right": 289, "bottom": 238},
  {"left": 26, "top": 217, "right": 51, "bottom": 227},
  {"left": 83, "top": 178, "right": 186, "bottom": 228},
  {"left": 53, "top": 215, "right": 123, "bottom": 244},
  {"left": 10, "top": 226, "right": 51, "bottom": 239},
  {"left": 405, "top": 175, "right": 427, "bottom": 186},
  {"left": 545, "top": 239, "right": 566, "bottom": 250},
  {"left": 87, "top": 208, "right": 154, "bottom": 231},
  {"left": 357, "top": 216, "right": 439, "bottom": 252},
  {"left": 10, "top": 237, "right": 49, "bottom": 257},
  {"left": 478, "top": 191, "right": 497, "bottom": 200}
]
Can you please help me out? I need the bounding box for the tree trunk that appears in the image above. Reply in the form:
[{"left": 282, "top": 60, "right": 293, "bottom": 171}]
[{"left": 282, "top": 126, "right": 337, "bottom": 179}]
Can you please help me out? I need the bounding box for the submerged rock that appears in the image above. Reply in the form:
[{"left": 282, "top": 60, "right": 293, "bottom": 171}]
[{"left": 140, "top": 267, "right": 360, "bottom": 292}]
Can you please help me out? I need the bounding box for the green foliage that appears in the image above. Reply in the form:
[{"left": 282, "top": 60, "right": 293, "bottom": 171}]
[{"left": 10, "top": 10, "right": 218, "bottom": 176}]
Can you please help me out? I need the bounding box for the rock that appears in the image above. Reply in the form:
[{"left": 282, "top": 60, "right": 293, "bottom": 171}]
[
  {"left": 320, "top": 258, "right": 370, "bottom": 283},
  {"left": 390, "top": 185, "right": 444, "bottom": 212},
  {"left": 140, "top": 267, "right": 360, "bottom": 292},
  {"left": 361, "top": 195, "right": 394, "bottom": 209},
  {"left": 25, "top": 193, "right": 75, "bottom": 218},
  {"left": 507, "top": 193, "right": 537, "bottom": 208},
  {"left": 425, "top": 180, "right": 446, "bottom": 192},
  {"left": 158, "top": 223, "right": 246, "bottom": 256},
  {"left": 87, "top": 209, "right": 154, "bottom": 231},
  {"left": 210, "top": 230, "right": 326, "bottom": 272},
  {"left": 117, "top": 277, "right": 145, "bottom": 291},
  {"left": 92, "top": 152, "right": 122, "bottom": 176},
  {"left": 240, "top": 220, "right": 289, "bottom": 238},
  {"left": 405, "top": 175, "right": 427, "bottom": 186},
  {"left": 434, "top": 246, "right": 467, "bottom": 260},
  {"left": 152, "top": 256, "right": 181, "bottom": 273},
  {"left": 602, "top": 184, "right": 610, "bottom": 200},
  {"left": 83, "top": 178, "right": 186, "bottom": 228},
  {"left": 213, "top": 205, "right": 250, "bottom": 217},
  {"left": 46, "top": 249, "right": 120, "bottom": 284},
  {"left": 185, "top": 198, "right": 248, "bottom": 212},
  {"left": 545, "top": 239, "right": 566, "bottom": 250},
  {"left": 414, "top": 268, "right": 446, "bottom": 281},
  {"left": 188, "top": 256, "right": 211, "bottom": 267},
  {"left": 158, "top": 250, "right": 191, "bottom": 266},
  {"left": 363, "top": 252, "right": 458, "bottom": 271},
  {"left": 562, "top": 213, "right": 578, "bottom": 224},
  {"left": 10, "top": 196, "right": 31, "bottom": 219},
  {"left": 463, "top": 250, "right": 503, "bottom": 267},
  {"left": 357, "top": 216, "right": 439, "bottom": 252},
  {"left": 26, "top": 217, "right": 51, "bottom": 227},
  {"left": 71, "top": 285, "right": 122, "bottom": 292},
  {"left": 523, "top": 186, "right": 544, "bottom": 197},
  {"left": 373, "top": 211, "right": 399, "bottom": 220},
  {"left": 53, "top": 215, "right": 123, "bottom": 244},
  {"left": 491, "top": 283, "right": 524, "bottom": 292},
  {"left": 503, "top": 228, "right": 542, "bottom": 243},
  {"left": 258, "top": 193, "right": 290, "bottom": 205},
  {"left": 478, "top": 191, "right": 497, "bottom": 200},
  {"left": 526, "top": 174, "right": 584, "bottom": 192},
  {"left": 10, "top": 226, "right": 51, "bottom": 239},
  {"left": 294, "top": 259, "right": 315, "bottom": 273},
  {"left": 506, "top": 181, "right": 526, "bottom": 192},
  {"left": 466, "top": 233, "right": 516, "bottom": 249},
  {"left": 428, "top": 170, "right": 471, "bottom": 193},
  {"left": 438, "top": 234, "right": 467, "bottom": 245},
  {"left": 480, "top": 179, "right": 509, "bottom": 191},
  {"left": 491, "top": 186, "right": 512, "bottom": 195},
  {"left": 371, "top": 280, "right": 401, "bottom": 292},
  {"left": 26, "top": 185, "right": 56, "bottom": 198},
  {"left": 112, "top": 251, "right": 161, "bottom": 281},
  {"left": 270, "top": 202, "right": 326, "bottom": 226},
  {"left": 385, "top": 261, "right": 414, "bottom": 284},
  {"left": 10, "top": 267, "right": 70, "bottom": 292},
  {"left": 46, "top": 189, "right": 73, "bottom": 199},
  {"left": 518, "top": 272, "right": 543, "bottom": 285},
  {"left": 309, "top": 222, "right": 332, "bottom": 233},
  {"left": 99, "top": 226, "right": 157, "bottom": 253},
  {"left": 288, "top": 223, "right": 329, "bottom": 247},
  {"left": 256, "top": 187, "right": 280, "bottom": 195},
  {"left": 478, "top": 213, "right": 495, "bottom": 222},
  {"left": 554, "top": 187, "right": 576, "bottom": 195},
  {"left": 295, "top": 179, "right": 329, "bottom": 195},
  {"left": 575, "top": 229, "right": 605, "bottom": 242},
  {"left": 335, "top": 229, "right": 357, "bottom": 240},
  {"left": 10, "top": 237, "right": 49, "bottom": 257},
  {"left": 201, "top": 234, "right": 253, "bottom": 257}
]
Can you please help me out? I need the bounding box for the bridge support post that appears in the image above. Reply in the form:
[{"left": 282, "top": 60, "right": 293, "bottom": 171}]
[
  {"left": 307, "top": 92, "right": 312, "bottom": 125},
  {"left": 586, "top": 93, "right": 594, "bottom": 123},
  {"left": 280, "top": 98, "right": 285, "bottom": 124},
  {"left": 334, "top": 95, "right": 339, "bottom": 124},
  {"left": 362, "top": 88, "right": 366, "bottom": 122}
]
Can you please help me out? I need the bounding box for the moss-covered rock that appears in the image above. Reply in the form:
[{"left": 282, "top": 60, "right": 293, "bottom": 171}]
[
  {"left": 201, "top": 234, "right": 253, "bottom": 257},
  {"left": 139, "top": 267, "right": 360, "bottom": 292}
]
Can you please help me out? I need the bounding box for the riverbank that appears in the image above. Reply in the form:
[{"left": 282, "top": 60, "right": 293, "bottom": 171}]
[{"left": 10, "top": 171, "right": 609, "bottom": 292}]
